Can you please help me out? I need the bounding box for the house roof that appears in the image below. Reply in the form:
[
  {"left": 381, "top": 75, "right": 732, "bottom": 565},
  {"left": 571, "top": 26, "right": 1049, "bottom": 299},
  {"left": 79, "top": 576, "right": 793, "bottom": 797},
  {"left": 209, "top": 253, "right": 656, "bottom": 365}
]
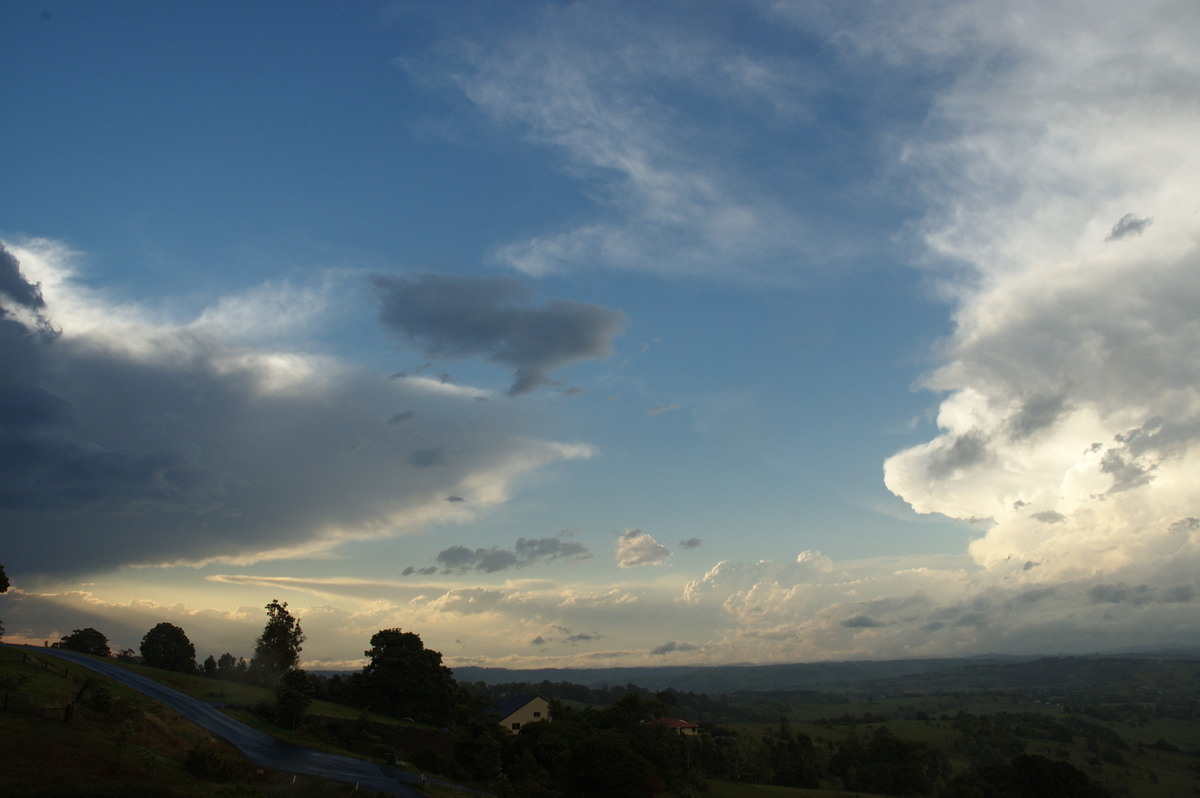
[
  {"left": 647, "top": 717, "right": 700, "bottom": 730},
  {"left": 483, "top": 694, "right": 546, "bottom": 719}
]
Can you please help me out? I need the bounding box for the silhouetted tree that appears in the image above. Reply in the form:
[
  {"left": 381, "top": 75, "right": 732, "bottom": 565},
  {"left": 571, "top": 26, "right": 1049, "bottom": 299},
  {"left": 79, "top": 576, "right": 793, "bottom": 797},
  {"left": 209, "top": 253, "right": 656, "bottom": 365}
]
[
  {"left": 250, "top": 599, "right": 304, "bottom": 685},
  {"left": 58, "top": 627, "right": 112, "bottom": 657},
  {"left": 274, "top": 668, "right": 315, "bottom": 729},
  {"left": 937, "top": 753, "right": 1114, "bottom": 797},
  {"left": 203, "top": 654, "right": 218, "bottom": 677},
  {"left": 0, "top": 563, "right": 9, "bottom": 638},
  {"left": 140, "top": 622, "right": 196, "bottom": 672},
  {"left": 358, "top": 628, "right": 457, "bottom": 723}
]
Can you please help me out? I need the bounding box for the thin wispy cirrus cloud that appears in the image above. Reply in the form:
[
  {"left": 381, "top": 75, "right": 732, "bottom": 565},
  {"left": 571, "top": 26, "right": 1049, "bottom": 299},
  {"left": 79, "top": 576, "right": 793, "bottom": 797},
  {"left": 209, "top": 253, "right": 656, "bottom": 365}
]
[{"left": 3, "top": 0, "right": 1199, "bottom": 669}]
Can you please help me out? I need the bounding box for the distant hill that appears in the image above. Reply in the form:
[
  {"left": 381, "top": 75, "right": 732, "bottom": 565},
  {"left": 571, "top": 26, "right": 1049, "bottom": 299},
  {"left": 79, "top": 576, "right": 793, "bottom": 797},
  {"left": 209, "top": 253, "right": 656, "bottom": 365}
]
[
  {"left": 452, "top": 649, "right": 1200, "bottom": 695},
  {"left": 452, "top": 655, "right": 1033, "bottom": 694}
]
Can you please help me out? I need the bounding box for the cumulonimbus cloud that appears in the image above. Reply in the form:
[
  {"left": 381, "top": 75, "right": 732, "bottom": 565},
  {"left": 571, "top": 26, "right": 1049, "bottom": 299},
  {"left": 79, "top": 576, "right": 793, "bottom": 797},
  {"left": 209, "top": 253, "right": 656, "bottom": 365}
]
[
  {"left": 870, "top": 0, "right": 1200, "bottom": 586},
  {"left": 373, "top": 273, "right": 624, "bottom": 396}
]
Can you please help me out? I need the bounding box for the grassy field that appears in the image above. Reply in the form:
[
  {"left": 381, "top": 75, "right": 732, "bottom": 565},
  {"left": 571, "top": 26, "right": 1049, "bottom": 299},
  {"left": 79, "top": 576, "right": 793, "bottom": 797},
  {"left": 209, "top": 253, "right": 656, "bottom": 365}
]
[
  {"left": 5, "top": 644, "right": 1199, "bottom": 797},
  {"left": 703, "top": 784, "right": 887, "bottom": 798},
  {"left": 0, "top": 646, "right": 359, "bottom": 796},
  {"left": 0, "top": 645, "right": 469, "bottom": 797}
]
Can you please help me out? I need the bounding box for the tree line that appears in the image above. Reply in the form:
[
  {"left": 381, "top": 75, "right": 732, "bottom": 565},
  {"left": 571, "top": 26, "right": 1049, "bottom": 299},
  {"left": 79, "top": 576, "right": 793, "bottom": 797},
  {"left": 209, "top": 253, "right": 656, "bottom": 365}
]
[
  {"left": 45, "top": 600, "right": 459, "bottom": 730},
  {"left": 36, "top": 596, "right": 1118, "bottom": 797}
]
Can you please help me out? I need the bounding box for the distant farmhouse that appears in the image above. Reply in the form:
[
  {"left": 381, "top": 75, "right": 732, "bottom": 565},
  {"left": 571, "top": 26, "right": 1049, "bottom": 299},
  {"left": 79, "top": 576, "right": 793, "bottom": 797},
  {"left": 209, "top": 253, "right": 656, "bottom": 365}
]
[
  {"left": 484, "top": 694, "right": 551, "bottom": 734},
  {"left": 646, "top": 717, "right": 700, "bottom": 735}
]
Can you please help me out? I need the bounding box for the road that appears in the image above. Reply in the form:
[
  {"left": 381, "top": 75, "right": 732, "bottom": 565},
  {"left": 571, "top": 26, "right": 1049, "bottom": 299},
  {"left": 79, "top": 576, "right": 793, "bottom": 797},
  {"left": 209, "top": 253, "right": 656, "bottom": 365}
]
[{"left": 22, "top": 645, "right": 433, "bottom": 796}]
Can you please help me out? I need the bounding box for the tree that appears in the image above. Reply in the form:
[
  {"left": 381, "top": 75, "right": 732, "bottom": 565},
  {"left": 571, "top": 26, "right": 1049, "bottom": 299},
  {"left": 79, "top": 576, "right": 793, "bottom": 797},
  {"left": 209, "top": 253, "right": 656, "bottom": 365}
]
[
  {"left": 0, "top": 563, "right": 9, "bottom": 639},
  {"left": 250, "top": 599, "right": 304, "bottom": 685},
  {"left": 203, "top": 654, "right": 218, "bottom": 677},
  {"left": 140, "top": 622, "right": 197, "bottom": 672},
  {"left": 274, "top": 668, "right": 315, "bottom": 729},
  {"left": 359, "top": 628, "right": 458, "bottom": 723},
  {"left": 58, "top": 627, "right": 112, "bottom": 657}
]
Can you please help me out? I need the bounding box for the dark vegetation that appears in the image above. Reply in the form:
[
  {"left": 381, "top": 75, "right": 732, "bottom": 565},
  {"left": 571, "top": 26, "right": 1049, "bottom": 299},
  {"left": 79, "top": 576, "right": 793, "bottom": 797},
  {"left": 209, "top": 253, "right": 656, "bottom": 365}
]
[{"left": 2, "top": 574, "right": 1198, "bottom": 797}]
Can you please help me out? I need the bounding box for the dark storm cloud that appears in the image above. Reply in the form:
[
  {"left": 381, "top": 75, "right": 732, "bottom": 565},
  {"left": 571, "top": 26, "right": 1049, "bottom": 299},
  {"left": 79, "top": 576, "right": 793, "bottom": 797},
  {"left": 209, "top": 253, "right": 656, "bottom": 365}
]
[
  {"left": 407, "top": 447, "right": 448, "bottom": 468},
  {"left": 388, "top": 410, "right": 416, "bottom": 426},
  {"left": 1105, "top": 213, "right": 1153, "bottom": 242},
  {"left": 0, "top": 246, "right": 588, "bottom": 579},
  {"left": 431, "top": 535, "right": 592, "bottom": 574},
  {"left": 0, "top": 244, "right": 46, "bottom": 310},
  {"left": 841, "top": 615, "right": 885, "bottom": 629},
  {"left": 373, "top": 274, "right": 624, "bottom": 396}
]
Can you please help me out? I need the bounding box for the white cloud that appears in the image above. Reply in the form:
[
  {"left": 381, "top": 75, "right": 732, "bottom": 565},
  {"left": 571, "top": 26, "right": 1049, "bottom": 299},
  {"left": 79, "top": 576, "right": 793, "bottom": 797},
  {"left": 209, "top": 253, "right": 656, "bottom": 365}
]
[
  {"left": 615, "top": 529, "right": 672, "bottom": 568},
  {"left": 400, "top": 3, "right": 866, "bottom": 281},
  {"left": 863, "top": 0, "right": 1200, "bottom": 588}
]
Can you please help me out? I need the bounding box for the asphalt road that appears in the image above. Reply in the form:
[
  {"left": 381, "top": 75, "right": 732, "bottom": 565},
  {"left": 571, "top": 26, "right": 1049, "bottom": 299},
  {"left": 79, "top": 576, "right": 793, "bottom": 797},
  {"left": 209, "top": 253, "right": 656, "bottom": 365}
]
[{"left": 22, "top": 645, "right": 432, "bottom": 796}]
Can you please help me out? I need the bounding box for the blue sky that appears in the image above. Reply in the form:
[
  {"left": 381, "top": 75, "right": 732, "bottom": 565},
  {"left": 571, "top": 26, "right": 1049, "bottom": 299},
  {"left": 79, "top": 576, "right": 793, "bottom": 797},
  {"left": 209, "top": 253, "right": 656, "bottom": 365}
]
[{"left": 3, "top": 0, "right": 1199, "bottom": 669}]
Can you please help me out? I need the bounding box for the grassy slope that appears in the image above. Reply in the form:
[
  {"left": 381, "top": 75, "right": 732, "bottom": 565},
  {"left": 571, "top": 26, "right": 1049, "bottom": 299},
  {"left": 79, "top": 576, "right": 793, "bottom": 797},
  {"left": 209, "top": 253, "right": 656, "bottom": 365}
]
[{"left": 0, "top": 645, "right": 434, "bottom": 797}]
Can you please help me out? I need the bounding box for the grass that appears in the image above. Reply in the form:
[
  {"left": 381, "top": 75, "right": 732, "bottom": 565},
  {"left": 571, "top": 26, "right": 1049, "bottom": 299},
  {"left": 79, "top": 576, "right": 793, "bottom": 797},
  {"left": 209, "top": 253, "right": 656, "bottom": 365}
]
[
  {"left": 704, "top": 782, "right": 887, "bottom": 798},
  {"left": 0, "top": 645, "right": 457, "bottom": 797}
]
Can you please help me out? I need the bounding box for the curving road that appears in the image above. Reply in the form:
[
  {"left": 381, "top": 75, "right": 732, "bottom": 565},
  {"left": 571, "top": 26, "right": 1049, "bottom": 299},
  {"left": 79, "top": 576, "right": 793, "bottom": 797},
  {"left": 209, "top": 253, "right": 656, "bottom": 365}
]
[{"left": 22, "top": 646, "right": 434, "bottom": 796}]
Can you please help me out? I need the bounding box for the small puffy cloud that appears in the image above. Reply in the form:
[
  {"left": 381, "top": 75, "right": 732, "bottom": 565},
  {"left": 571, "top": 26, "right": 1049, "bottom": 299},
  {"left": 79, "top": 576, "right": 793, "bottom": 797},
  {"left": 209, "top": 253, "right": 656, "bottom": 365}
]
[
  {"left": 1106, "top": 213, "right": 1153, "bottom": 242},
  {"left": 431, "top": 535, "right": 592, "bottom": 574},
  {"left": 616, "top": 529, "right": 672, "bottom": 568},
  {"left": 679, "top": 537, "right": 703, "bottom": 549},
  {"left": 650, "top": 640, "right": 699, "bottom": 655},
  {"left": 423, "top": 587, "right": 505, "bottom": 615},
  {"left": 373, "top": 274, "right": 624, "bottom": 396}
]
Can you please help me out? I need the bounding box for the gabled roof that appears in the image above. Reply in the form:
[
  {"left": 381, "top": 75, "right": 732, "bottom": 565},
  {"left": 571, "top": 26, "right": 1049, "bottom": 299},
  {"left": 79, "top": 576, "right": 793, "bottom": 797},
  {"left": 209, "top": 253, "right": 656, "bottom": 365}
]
[
  {"left": 483, "top": 694, "right": 546, "bottom": 719},
  {"left": 647, "top": 717, "right": 700, "bottom": 730}
]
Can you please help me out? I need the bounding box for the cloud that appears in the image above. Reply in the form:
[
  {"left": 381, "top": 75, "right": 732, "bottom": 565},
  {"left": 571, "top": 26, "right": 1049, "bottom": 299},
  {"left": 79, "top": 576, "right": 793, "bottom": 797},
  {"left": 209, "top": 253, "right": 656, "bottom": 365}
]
[
  {"left": 1106, "top": 213, "right": 1153, "bottom": 242},
  {"left": 0, "top": 239, "right": 594, "bottom": 578},
  {"left": 675, "top": 548, "right": 1200, "bottom": 661},
  {"left": 373, "top": 274, "right": 624, "bottom": 395},
  {"left": 398, "top": 3, "right": 888, "bottom": 282},
  {"left": 647, "top": 402, "right": 681, "bottom": 416},
  {"left": 678, "top": 537, "right": 703, "bottom": 549},
  {"left": 0, "top": 243, "right": 47, "bottom": 311},
  {"left": 430, "top": 535, "right": 592, "bottom": 574},
  {"left": 871, "top": 0, "right": 1200, "bottom": 589},
  {"left": 615, "top": 529, "right": 671, "bottom": 568},
  {"left": 842, "top": 615, "right": 886, "bottom": 629},
  {"left": 650, "top": 640, "right": 699, "bottom": 656}
]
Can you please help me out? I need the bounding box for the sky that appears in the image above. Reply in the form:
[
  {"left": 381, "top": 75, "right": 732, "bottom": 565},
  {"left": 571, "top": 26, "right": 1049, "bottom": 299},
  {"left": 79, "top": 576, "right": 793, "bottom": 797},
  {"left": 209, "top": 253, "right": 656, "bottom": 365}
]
[{"left": 2, "top": 0, "right": 1199, "bottom": 670}]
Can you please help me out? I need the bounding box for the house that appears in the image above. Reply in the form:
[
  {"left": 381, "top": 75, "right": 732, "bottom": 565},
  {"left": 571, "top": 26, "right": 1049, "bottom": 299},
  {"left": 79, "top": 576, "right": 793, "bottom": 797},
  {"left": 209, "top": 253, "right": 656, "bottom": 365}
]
[
  {"left": 483, "top": 694, "right": 551, "bottom": 734},
  {"left": 646, "top": 717, "right": 700, "bottom": 735}
]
